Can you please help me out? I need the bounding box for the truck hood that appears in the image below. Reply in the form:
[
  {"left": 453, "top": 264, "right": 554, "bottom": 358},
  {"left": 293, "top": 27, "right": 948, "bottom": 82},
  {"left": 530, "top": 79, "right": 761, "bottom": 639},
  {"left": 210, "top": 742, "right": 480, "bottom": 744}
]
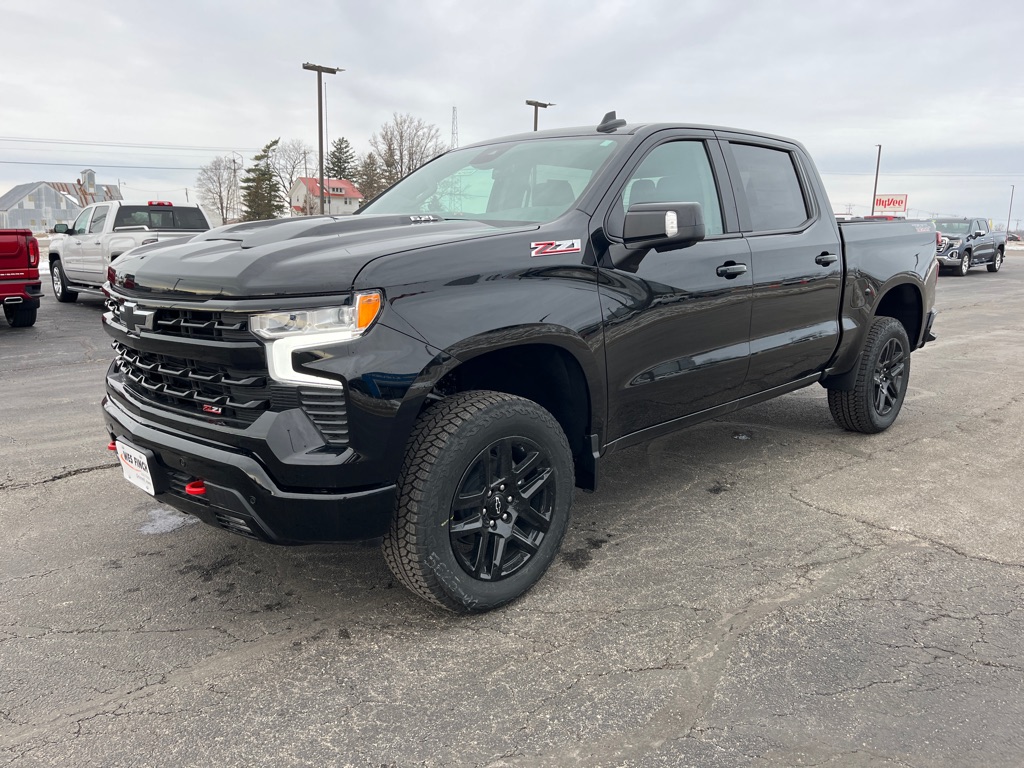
[{"left": 109, "top": 214, "right": 536, "bottom": 299}]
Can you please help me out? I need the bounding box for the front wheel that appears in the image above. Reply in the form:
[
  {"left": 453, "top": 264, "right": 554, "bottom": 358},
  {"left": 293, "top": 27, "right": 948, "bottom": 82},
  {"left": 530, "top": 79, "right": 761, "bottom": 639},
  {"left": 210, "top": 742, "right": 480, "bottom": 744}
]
[
  {"left": 382, "top": 391, "right": 574, "bottom": 613},
  {"left": 987, "top": 249, "right": 1003, "bottom": 273},
  {"left": 50, "top": 259, "right": 78, "bottom": 303},
  {"left": 955, "top": 252, "right": 971, "bottom": 276},
  {"left": 827, "top": 317, "right": 911, "bottom": 434}
]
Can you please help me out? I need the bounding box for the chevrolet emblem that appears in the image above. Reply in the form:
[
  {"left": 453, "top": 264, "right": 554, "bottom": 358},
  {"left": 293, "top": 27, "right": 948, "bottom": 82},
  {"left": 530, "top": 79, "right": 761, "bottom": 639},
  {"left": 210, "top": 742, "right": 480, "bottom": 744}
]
[{"left": 121, "top": 301, "right": 155, "bottom": 334}]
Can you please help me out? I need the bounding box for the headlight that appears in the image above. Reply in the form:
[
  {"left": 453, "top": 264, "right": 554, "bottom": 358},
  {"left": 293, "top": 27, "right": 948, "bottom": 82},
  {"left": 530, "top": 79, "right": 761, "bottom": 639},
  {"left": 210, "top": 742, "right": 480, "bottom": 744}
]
[
  {"left": 251, "top": 291, "right": 382, "bottom": 388},
  {"left": 251, "top": 292, "right": 382, "bottom": 340}
]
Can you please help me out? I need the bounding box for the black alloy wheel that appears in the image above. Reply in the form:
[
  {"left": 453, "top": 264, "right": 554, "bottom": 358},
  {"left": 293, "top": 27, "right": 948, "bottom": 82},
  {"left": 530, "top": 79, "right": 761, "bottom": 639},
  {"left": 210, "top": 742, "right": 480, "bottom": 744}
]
[
  {"left": 383, "top": 390, "right": 573, "bottom": 612},
  {"left": 827, "top": 316, "right": 911, "bottom": 434},
  {"left": 871, "top": 336, "right": 906, "bottom": 418},
  {"left": 449, "top": 435, "right": 555, "bottom": 581}
]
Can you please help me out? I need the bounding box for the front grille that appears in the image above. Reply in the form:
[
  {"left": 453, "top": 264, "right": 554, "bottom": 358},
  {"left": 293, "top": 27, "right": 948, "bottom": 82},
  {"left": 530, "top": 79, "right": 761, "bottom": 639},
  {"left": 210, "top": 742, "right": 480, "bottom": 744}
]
[
  {"left": 108, "top": 298, "right": 351, "bottom": 447},
  {"left": 107, "top": 301, "right": 252, "bottom": 342},
  {"left": 114, "top": 341, "right": 271, "bottom": 427}
]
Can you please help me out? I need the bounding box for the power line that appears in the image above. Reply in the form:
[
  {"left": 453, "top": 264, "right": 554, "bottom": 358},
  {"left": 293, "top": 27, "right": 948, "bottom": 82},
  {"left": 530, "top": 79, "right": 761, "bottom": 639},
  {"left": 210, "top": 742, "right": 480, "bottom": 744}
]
[
  {"left": 822, "top": 171, "right": 1023, "bottom": 178},
  {"left": 0, "top": 160, "right": 203, "bottom": 170},
  {"left": 0, "top": 136, "right": 258, "bottom": 152}
]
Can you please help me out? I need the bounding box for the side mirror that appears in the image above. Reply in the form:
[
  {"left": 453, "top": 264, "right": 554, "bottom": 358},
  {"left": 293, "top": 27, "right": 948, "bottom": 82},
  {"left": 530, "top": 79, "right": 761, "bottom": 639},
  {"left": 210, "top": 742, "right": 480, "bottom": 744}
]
[
  {"left": 623, "top": 201, "right": 705, "bottom": 252},
  {"left": 973, "top": 230, "right": 984, "bottom": 238},
  {"left": 53, "top": 223, "right": 68, "bottom": 234}
]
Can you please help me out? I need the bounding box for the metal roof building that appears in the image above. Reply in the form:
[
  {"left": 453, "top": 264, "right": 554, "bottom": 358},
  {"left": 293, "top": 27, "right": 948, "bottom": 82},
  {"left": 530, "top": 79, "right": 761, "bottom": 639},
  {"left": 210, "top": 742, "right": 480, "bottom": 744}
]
[{"left": 0, "top": 169, "right": 122, "bottom": 230}]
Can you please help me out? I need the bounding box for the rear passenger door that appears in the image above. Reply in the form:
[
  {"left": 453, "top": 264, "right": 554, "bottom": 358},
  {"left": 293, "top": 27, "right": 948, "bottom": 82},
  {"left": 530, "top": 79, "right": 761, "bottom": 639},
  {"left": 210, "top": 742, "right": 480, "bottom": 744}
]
[{"left": 718, "top": 135, "right": 844, "bottom": 395}]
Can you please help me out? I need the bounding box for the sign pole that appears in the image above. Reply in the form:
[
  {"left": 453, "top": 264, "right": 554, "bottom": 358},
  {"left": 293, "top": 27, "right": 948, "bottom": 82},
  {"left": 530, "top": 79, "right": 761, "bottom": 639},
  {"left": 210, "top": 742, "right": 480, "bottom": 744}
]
[{"left": 871, "top": 144, "right": 882, "bottom": 216}]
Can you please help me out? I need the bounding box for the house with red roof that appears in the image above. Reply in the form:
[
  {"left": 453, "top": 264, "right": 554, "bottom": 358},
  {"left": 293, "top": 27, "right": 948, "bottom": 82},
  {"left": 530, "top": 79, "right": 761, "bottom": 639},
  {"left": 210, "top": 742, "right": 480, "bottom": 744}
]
[{"left": 289, "top": 177, "right": 363, "bottom": 216}]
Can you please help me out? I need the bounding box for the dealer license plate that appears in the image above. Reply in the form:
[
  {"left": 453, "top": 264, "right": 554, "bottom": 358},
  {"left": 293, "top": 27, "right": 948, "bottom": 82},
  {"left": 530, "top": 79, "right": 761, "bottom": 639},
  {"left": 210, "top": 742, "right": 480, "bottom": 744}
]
[{"left": 116, "top": 440, "right": 155, "bottom": 496}]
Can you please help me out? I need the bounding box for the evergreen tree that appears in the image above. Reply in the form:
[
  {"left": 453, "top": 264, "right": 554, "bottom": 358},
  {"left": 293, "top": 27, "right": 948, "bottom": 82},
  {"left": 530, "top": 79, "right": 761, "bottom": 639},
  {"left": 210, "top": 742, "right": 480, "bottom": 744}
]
[
  {"left": 240, "top": 139, "right": 285, "bottom": 221},
  {"left": 352, "top": 152, "right": 387, "bottom": 203},
  {"left": 325, "top": 137, "right": 357, "bottom": 181}
]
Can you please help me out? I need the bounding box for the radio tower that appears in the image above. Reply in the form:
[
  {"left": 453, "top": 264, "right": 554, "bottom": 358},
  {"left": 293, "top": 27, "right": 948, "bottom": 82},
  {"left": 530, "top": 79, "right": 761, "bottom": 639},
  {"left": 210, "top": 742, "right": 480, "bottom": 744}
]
[{"left": 447, "top": 107, "right": 462, "bottom": 213}]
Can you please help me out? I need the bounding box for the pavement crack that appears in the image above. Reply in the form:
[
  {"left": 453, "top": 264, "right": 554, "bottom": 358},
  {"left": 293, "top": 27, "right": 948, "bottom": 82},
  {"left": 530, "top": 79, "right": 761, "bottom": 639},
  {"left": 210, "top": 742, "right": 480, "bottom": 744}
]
[{"left": 0, "top": 461, "right": 118, "bottom": 491}]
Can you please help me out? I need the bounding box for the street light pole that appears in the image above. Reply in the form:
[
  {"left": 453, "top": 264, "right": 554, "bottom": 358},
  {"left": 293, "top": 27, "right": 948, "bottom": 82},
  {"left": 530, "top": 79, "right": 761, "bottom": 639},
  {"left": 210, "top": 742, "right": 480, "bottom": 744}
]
[
  {"left": 525, "top": 99, "right": 555, "bottom": 131},
  {"left": 870, "top": 144, "right": 882, "bottom": 216},
  {"left": 302, "top": 62, "right": 343, "bottom": 215}
]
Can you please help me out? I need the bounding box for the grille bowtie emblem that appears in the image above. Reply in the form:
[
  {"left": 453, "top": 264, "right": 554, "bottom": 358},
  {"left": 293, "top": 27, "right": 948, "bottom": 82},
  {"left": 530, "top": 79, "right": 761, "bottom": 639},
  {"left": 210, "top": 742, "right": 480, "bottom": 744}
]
[{"left": 121, "top": 301, "right": 155, "bottom": 334}]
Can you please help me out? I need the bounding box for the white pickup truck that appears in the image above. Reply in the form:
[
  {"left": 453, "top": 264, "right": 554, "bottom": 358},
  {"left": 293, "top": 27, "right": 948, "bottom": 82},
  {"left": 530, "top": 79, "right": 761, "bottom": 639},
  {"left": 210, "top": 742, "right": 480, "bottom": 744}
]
[{"left": 48, "top": 200, "right": 210, "bottom": 302}]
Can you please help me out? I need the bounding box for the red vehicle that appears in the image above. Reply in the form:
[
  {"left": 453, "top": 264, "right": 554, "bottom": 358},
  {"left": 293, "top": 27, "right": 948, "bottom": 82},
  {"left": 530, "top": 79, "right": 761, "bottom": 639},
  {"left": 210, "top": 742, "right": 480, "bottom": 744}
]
[{"left": 0, "top": 229, "right": 42, "bottom": 327}]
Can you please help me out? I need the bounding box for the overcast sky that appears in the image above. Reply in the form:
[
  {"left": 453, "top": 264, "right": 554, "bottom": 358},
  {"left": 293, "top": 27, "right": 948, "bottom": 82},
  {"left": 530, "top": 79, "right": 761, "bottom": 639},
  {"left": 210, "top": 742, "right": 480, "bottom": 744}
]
[{"left": 2, "top": 0, "right": 1023, "bottom": 226}]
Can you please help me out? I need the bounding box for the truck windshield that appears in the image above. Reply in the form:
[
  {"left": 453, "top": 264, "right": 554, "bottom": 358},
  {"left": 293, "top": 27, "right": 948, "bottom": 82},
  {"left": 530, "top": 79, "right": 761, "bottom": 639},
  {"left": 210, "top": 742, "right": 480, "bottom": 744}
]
[
  {"left": 933, "top": 220, "right": 970, "bottom": 234},
  {"left": 113, "top": 206, "right": 208, "bottom": 231},
  {"left": 359, "top": 136, "right": 625, "bottom": 224}
]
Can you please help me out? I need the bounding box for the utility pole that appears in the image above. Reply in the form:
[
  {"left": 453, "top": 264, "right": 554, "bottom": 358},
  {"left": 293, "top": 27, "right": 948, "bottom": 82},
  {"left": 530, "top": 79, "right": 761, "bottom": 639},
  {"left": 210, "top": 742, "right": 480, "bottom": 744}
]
[
  {"left": 526, "top": 100, "right": 555, "bottom": 131},
  {"left": 870, "top": 144, "right": 882, "bottom": 216},
  {"left": 1006, "top": 184, "right": 1015, "bottom": 236},
  {"left": 302, "top": 62, "right": 343, "bottom": 215}
]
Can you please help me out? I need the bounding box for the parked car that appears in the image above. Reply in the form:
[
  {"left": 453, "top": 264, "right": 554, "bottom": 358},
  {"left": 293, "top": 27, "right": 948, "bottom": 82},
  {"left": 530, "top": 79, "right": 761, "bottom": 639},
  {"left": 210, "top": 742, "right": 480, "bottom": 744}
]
[
  {"left": 934, "top": 217, "right": 1006, "bottom": 275},
  {"left": 1007, "top": 232, "right": 1020, "bottom": 242},
  {"left": 101, "top": 113, "right": 938, "bottom": 612},
  {"left": 48, "top": 200, "right": 210, "bottom": 303},
  {"left": 0, "top": 228, "right": 42, "bottom": 327}
]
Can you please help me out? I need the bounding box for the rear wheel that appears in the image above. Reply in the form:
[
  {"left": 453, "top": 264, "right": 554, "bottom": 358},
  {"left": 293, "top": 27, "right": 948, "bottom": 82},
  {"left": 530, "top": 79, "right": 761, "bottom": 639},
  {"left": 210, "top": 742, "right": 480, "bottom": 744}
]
[
  {"left": 50, "top": 259, "right": 78, "bottom": 303},
  {"left": 827, "top": 317, "right": 911, "bottom": 434},
  {"left": 987, "top": 248, "right": 1003, "bottom": 273},
  {"left": 4, "top": 305, "right": 37, "bottom": 327},
  {"left": 382, "top": 391, "right": 573, "bottom": 612}
]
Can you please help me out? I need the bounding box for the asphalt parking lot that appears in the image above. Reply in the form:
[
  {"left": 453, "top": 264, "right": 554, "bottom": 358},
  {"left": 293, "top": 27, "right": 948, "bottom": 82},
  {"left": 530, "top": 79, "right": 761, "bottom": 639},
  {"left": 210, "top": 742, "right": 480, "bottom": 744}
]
[{"left": 3, "top": 253, "right": 1024, "bottom": 767}]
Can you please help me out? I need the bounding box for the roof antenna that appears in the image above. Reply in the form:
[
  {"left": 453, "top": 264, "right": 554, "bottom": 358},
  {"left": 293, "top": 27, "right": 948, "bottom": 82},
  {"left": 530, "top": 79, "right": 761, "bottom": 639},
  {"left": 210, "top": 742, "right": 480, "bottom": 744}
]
[{"left": 597, "top": 111, "right": 626, "bottom": 133}]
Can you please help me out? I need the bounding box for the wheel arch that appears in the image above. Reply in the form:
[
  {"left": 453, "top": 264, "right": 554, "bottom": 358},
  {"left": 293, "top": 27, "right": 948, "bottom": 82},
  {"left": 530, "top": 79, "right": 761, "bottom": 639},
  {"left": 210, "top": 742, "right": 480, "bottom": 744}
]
[
  {"left": 823, "top": 278, "right": 924, "bottom": 391},
  {"left": 414, "top": 328, "right": 604, "bottom": 489},
  {"left": 873, "top": 280, "right": 924, "bottom": 349}
]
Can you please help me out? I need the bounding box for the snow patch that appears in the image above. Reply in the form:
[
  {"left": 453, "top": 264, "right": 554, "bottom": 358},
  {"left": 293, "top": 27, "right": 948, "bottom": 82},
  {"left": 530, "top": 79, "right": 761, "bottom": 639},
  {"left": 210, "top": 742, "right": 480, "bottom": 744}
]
[{"left": 139, "top": 506, "right": 198, "bottom": 534}]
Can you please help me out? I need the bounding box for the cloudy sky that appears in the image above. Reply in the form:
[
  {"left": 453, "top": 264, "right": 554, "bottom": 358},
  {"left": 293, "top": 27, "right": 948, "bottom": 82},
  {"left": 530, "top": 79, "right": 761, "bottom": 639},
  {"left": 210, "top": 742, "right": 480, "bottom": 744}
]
[{"left": 2, "top": 0, "right": 1023, "bottom": 226}]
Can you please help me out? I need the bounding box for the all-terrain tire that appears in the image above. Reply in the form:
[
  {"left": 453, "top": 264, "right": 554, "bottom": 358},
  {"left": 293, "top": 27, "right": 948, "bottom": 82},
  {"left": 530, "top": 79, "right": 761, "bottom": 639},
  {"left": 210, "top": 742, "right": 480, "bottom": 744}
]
[
  {"left": 4, "top": 305, "right": 37, "bottom": 328},
  {"left": 50, "top": 259, "right": 78, "bottom": 303},
  {"left": 827, "top": 316, "right": 911, "bottom": 434},
  {"left": 382, "top": 390, "right": 573, "bottom": 613}
]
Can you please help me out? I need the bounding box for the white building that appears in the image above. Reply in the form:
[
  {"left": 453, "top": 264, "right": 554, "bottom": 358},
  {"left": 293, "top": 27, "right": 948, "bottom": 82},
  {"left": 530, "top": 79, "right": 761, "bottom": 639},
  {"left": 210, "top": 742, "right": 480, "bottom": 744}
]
[{"left": 289, "top": 177, "right": 363, "bottom": 216}]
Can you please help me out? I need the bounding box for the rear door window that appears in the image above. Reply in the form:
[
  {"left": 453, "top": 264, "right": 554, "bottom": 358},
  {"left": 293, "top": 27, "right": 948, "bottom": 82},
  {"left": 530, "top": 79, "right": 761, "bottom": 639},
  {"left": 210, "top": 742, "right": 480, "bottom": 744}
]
[{"left": 730, "top": 143, "right": 810, "bottom": 232}]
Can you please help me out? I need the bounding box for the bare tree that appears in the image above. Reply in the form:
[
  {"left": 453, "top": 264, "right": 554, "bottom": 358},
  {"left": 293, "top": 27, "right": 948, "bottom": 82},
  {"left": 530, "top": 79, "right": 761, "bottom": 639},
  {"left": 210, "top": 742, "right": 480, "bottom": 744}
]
[
  {"left": 268, "top": 138, "right": 315, "bottom": 213},
  {"left": 195, "top": 156, "right": 238, "bottom": 225},
  {"left": 369, "top": 113, "right": 447, "bottom": 187}
]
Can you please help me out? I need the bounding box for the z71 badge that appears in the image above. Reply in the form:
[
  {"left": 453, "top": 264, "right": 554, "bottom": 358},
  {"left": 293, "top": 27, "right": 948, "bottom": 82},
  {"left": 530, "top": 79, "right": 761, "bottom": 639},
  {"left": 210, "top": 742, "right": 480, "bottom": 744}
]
[{"left": 530, "top": 239, "right": 582, "bottom": 258}]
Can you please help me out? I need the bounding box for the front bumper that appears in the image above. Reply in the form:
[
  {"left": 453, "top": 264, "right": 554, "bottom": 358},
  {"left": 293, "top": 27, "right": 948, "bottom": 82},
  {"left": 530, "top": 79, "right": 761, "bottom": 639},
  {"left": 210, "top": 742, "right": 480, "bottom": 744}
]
[
  {"left": 936, "top": 250, "right": 965, "bottom": 266},
  {"left": 102, "top": 394, "right": 396, "bottom": 544}
]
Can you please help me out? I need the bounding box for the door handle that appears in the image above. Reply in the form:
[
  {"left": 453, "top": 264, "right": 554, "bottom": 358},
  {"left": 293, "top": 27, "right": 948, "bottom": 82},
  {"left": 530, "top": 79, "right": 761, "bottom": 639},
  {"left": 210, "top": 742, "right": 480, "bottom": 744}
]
[
  {"left": 93, "top": 240, "right": 102, "bottom": 245},
  {"left": 716, "top": 262, "right": 748, "bottom": 278},
  {"left": 73, "top": 239, "right": 82, "bottom": 245},
  {"left": 815, "top": 252, "right": 839, "bottom": 266}
]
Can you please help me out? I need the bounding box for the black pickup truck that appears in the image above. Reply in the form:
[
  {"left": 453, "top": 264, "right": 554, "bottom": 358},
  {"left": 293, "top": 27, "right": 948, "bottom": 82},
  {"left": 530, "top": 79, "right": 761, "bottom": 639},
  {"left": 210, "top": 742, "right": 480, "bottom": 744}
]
[{"left": 101, "top": 113, "right": 938, "bottom": 612}]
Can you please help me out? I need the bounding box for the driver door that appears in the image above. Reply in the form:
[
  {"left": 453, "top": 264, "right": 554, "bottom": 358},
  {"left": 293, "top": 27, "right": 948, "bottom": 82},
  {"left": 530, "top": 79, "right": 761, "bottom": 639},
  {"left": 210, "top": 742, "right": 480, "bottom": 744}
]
[{"left": 62, "top": 207, "right": 93, "bottom": 279}]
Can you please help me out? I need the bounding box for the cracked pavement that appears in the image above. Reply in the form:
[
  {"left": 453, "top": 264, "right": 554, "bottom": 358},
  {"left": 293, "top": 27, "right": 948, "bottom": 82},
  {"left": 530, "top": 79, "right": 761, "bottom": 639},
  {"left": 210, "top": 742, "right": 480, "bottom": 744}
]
[{"left": 2, "top": 262, "right": 1023, "bottom": 767}]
